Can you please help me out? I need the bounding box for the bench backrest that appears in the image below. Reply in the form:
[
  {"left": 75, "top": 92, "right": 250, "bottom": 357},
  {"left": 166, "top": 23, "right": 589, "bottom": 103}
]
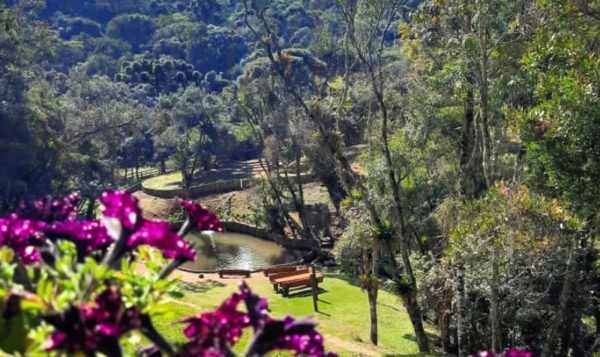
[
  {"left": 269, "top": 268, "right": 310, "bottom": 282},
  {"left": 263, "top": 265, "right": 297, "bottom": 276},
  {"left": 218, "top": 269, "right": 251, "bottom": 277}
]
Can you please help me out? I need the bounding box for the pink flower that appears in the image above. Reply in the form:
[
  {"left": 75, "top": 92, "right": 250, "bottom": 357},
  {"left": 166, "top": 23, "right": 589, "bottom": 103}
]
[
  {"left": 17, "top": 194, "right": 79, "bottom": 223},
  {"left": 44, "top": 220, "right": 114, "bottom": 258},
  {"left": 0, "top": 214, "right": 46, "bottom": 265},
  {"left": 180, "top": 283, "right": 336, "bottom": 357},
  {"left": 128, "top": 220, "right": 196, "bottom": 261},
  {"left": 43, "top": 285, "right": 141, "bottom": 354},
  {"left": 502, "top": 187, "right": 510, "bottom": 198},
  {"left": 180, "top": 291, "right": 250, "bottom": 355},
  {"left": 176, "top": 198, "right": 224, "bottom": 232},
  {"left": 251, "top": 316, "right": 334, "bottom": 357},
  {"left": 100, "top": 191, "right": 142, "bottom": 230}
]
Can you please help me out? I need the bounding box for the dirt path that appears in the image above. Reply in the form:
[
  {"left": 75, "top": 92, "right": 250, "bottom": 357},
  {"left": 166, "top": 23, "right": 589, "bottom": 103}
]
[
  {"left": 133, "top": 191, "right": 177, "bottom": 220},
  {"left": 136, "top": 264, "right": 269, "bottom": 287},
  {"left": 323, "top": 335, "right": 379, "bottom": 357}
]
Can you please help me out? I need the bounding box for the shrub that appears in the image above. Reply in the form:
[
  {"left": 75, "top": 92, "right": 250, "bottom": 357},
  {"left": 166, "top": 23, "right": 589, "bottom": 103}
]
[{"left": 0, "top": 192, "right": 336, "bottom": 356}]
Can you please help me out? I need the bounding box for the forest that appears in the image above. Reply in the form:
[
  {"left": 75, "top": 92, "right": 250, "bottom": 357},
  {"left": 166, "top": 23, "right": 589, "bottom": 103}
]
[{"left": 0, "top": 0, "right": 599, "bottom": 356}]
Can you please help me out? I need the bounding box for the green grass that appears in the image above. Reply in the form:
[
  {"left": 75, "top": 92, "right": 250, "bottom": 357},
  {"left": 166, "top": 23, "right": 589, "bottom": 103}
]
[
  {"left": 143, "top": 172, "right": 185, "bottom": 190},
  {"left": 134, "top": 275, "right": 437, "bottom": 357}
]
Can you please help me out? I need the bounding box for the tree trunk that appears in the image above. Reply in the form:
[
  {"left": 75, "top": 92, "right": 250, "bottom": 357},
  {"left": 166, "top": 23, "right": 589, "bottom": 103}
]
[
  {"left": 491, "top": 246, "right": 502, "bottom": 352},
  {"left": 382, "top": 242, "right": 429, "bottom": 351},
  {"left": 182, "top": 170, "right": 191, "bottom": 198},
  {"left": 379, "top": 87, "right": 430, "bottom": 352},
  {"left": 542, "top": 241, "right": 578, "bottom": 357},
  {"left": 160, "top": 158, "right": 166, "bottom": 174},
  {"left": 365, "top": 239, "right": 380, "bottom": 345},
  {"left": 455, "top": 264, "right": 467, "bottom": 357},
  {"left": 440, "top": 293, "right": 453, "bottom": 354},
  {"left": 459, "top": 82, "right": 480, "bottom": 197},
  {"left": 86, "top": 197, "right": 96, "bottom": 220},
  {"left": 477, "top": 0, "right": 493, "bottom": 188}
]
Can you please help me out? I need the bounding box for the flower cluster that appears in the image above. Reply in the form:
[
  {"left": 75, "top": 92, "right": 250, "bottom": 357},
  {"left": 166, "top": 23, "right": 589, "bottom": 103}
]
[
  {"left": 0, "top": 191, "right": 222, "bottom": 265},
  {"left": 176, "top": 197, "right": 224, "bottom": 232},
  {"left": 177, "top": 282, "right": 336, "bottom": 357},
  {"left": 43, "top": 285, "right": 141, "bottom": 354},
  {"left": 129, "top": 220, "right": 196, "bottom": 261},
  {"left": 0, "top": 214, "right": 45, "bottom": 264},
  {"left": 44, "top": 220, "right": 114, "bottom": 258},
  {"left": 16, "top": 193, "right": 79, "bottom": 223},
  {"left": 100, "top": 191, "right": 142, "bottom": 230},
  {"left": 0, "top": 191, "right": 339, "bottom": 357},
  {"left": 180, "top": 291, "right": 251, "bottom": 355}
]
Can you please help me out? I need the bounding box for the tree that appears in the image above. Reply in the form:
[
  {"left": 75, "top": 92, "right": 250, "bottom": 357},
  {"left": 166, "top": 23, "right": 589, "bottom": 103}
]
[
  {"left": 518, "top": 1, "right": 600, "bottom": 354},
  {"left": 59, "top": 67, "right": 147, "bottom": 187},
  {"left": 0, "top": 2, "right": 62, "bottom": 210},
  {"left": 106, "top": 13, "right": 156, "bottom": 51},
  {"left": 336, "top": 0, "right": 430, "bottom": 350},
  {"left": 153, "top": 85, "right": 217, "bottom": 198}
]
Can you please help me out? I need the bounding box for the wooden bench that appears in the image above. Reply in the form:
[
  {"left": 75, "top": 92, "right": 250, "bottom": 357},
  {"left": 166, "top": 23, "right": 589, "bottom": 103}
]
[
  {"left": 218, "top": 269, "right": 251, "bottom": 278},
  {"left": 263, "top": 265, "right": 298, "bottom": 276},
  {"left": 280, "top": 274, "right": 324, "bottom": 297},
  {"left": 270, "top": 269, "right": 310, "bottom": 291}
]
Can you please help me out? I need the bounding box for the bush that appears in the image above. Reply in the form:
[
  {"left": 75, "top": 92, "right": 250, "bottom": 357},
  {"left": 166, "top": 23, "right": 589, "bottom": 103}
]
[
  {"left": 106, "top": 14, "right": 156, "bottom": 51},
  {"left": 0, "top": 192, "right": 336, "bottom": 356}
]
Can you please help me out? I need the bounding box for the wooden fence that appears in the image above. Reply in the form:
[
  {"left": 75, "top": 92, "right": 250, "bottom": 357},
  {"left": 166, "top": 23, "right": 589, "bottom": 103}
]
[{"left": 141, "top": 173, "right": 314, "bottom": 199}]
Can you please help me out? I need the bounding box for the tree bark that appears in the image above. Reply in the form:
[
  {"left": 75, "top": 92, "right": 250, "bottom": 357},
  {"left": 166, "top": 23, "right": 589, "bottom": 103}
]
[
  {"left": 491, "top": 246, "right": 502, "bottom": 352},
  {"left": 365, "top": 240, "right": 381, "bottom": 345},
  {"left": 477, "top": 0, "right": 493, "bottom": 188},
  {"left": 455, "top": 263, "right": 467, "bottom": 357},
  {"left": 86, "top": 197, "right": 96, "bottom": 220},
  {"left": 542, "top": 241, "right": 578, "bottom": 357}
]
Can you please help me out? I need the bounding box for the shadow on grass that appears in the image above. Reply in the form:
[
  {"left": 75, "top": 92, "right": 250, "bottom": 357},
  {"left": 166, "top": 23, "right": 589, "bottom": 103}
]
[
  {"left": 179, "top": 280, "right": 225, "bottom": 294},
  {"left": 283, "top": 287, "right": 329, "bottom": 298}
]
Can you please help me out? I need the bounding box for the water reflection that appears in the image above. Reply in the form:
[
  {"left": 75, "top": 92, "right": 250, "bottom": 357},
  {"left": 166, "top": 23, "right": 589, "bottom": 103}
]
[{"left": 180, "top": 231, "right": 304, "bottom": 271}]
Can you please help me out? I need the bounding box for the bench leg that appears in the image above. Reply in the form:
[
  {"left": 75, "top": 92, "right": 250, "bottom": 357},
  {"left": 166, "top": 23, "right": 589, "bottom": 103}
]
[{"left": 283, "top": 286, "right": 289, "bottom": 297}]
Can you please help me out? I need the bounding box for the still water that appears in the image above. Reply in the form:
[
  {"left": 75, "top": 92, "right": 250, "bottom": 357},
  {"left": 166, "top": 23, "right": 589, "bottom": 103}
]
[{"left": 180, "top": 231, "right": 304, "bottom": 271}]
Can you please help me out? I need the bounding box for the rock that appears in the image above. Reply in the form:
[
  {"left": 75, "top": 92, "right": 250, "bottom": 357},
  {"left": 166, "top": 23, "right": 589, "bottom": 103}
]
[{"left": 324, "top": 260, "right": 337, "bottom": 267}]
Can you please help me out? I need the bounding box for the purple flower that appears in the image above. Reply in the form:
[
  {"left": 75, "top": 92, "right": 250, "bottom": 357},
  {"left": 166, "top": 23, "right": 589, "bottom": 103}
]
[
  {"left": 43, "top": 285, "right": 141, "bottom": 354},
  {"left": 240, "top": 281, "right": 269, "bottom": 330},
  {"left": 100, "top": 191, "right": 142, "bottom": 230},
  {"left": 128, "top": 220, "right": 196, "bottom": 261},
  {"left": 470, "top": 350, "right": 534, "bottom": 357},
  {"left": 252, "top": 316, "right": 334, "bottom": 357},
  {"left": 180, "top": 283, "right": 336, "bottom": 357},
  {"left": 176, "top": 198, "right": 224, "bottom": 232},
  {"left": 0, "top": 214, "right": 46, "bottom": 265},
  {"left": 44, "top": 220, "right": 114, "bottom": 258},
  {"left": 180, "top": 291, "right": 250, "bottom": 355},
  {"left": 92, "top": 285, "right": 142, "bottom": 338},
  {"left": 17, "top": 194, "right": 79, "bottom": 223}
]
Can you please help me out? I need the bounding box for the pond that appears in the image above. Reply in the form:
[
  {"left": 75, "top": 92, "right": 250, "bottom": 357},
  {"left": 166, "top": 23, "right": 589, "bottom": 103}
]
[{"left": 180, "top": 231, "right": 304, "bottom": 272}]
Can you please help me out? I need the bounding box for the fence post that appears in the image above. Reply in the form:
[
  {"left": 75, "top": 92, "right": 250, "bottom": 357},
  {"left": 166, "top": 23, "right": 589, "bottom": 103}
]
[{"left": 311, "top": 264, "right": 318, "bottom": 312}]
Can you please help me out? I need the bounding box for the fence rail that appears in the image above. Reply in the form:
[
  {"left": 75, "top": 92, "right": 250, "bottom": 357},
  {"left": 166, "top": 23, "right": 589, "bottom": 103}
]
[{"left": 141, "top": 173, "right": 314, "bottom": 198}]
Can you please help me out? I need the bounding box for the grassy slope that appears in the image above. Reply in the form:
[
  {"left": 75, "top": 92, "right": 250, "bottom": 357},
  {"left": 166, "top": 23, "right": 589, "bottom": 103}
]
[
  {"left": 133, "top": 274, "right": 436, "bottom": 357},
  {"left": 143, "top": 172, "right": 184, "bottom": 190}
]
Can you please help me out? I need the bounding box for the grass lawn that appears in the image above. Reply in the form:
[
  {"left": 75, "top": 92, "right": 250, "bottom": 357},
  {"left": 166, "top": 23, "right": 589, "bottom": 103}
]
[
  {"left": 143, "top": 172, "right": 184, "bottom": 190},
  {"left": 128, "top": 274, "right": 437, "bottom": 356}
]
